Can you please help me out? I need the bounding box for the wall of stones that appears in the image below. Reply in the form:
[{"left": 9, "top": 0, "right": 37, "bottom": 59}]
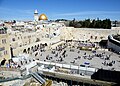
[{"left": 61, "top": 27, "right": 119, "bottom": 42}]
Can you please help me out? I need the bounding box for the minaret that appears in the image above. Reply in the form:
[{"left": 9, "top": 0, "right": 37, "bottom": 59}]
[{"left": 34, "top": 9, "right": 38, "bottom": 21}]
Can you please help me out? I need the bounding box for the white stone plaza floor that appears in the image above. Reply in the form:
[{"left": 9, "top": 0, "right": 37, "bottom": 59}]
[{"left": 30, "top": 42, "right": 120, "bottom": 71}]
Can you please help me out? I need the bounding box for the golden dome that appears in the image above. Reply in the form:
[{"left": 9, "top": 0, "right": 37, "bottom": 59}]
[{"left": 39, "top": 14, "right": 48, "bottom": 20}]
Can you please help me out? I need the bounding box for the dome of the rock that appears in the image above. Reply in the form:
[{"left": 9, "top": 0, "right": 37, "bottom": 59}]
[{"left": 39, "top": 14, "right": 48, "bottom": 20}]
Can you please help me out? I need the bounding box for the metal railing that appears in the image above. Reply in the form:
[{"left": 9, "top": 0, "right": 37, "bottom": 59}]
[{"left": 30, "top": 72, "right": 46, "bottom": 84}]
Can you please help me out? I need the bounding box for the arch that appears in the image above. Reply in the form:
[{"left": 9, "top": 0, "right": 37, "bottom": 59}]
[{"left": 0, "top": 58, "right": 6, "bottom": 66}]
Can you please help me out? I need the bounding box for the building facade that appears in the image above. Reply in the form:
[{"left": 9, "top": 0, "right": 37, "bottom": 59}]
[{"left": 0, "top": 27, "right": 11, "bottom": 63}]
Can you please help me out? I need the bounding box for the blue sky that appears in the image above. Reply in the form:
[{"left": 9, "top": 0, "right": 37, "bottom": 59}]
[{"left": 0, "top": 0, "right": 120, "bottom": 20}]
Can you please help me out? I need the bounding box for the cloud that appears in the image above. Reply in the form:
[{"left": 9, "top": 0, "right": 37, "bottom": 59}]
[
  {"left": 0, "top": 7, "right": 33, "bottom": 16},
  {"left": 0, "top": 7, "right": 34, "bottom": 20},
  {"left": 57, "top": 11, "right": 120, "bottom": 16}
]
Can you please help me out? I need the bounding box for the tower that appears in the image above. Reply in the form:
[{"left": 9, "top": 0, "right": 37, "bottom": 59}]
[{"left": 34, "top": 9, "right": 38, "bottom": 21}]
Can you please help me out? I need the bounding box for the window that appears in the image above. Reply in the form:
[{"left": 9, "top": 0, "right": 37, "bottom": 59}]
[
  {"left": 4, "top": 50, "right": 8, "bottom": 55},
  {"left": 2, "top": 39, "right": 7, "bottom": 44}
]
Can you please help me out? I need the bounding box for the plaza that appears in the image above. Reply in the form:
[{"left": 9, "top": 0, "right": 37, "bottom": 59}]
[{"left": 29, "top": 41, "right": 120, "bottom": 71}]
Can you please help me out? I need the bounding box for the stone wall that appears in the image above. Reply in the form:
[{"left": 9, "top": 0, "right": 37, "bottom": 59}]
[{"left": 61, "top": 27, "right": 119, "bottom": 42}]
